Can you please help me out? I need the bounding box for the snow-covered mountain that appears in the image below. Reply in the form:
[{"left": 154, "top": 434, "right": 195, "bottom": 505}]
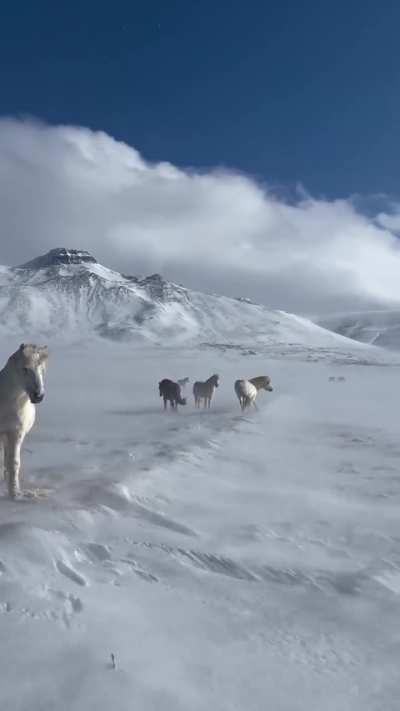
[
  {"left": 318, "top": 310, "right": 400, "bottom": 350},
  {"left": 0, "top": 248, "right": 357, "bottom": 348},
  {"left": 1, "top": 251, "right": 398, "bottom": 711}
]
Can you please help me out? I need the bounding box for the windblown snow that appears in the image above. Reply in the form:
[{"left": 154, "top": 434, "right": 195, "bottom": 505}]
[
  {"left": 0, "top": 249, "right": 399, "bottom": 711},
  {"left": 319, "top": 310, "right": 400, "bottom": 350}
]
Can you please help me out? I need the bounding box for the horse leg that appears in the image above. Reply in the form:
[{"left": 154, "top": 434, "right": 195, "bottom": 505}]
[
  {"left": 252, "top": 399, "right": 258, "bottom": 411},
  {"left": 5, "top": 432, "right": 23, "bottom": 498},
  {"left": 163, "top": 396, "right": 167, "bottom": 410}
]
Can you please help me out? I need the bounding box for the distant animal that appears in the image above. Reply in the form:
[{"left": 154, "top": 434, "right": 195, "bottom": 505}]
[
  {"left": 193, "top": 374, "right": 219, "bottom": 408},
  {"left": 328, "top": 376, "right": 336, "bottom": 382},
  {"left": 0, "top": 343, "right": 48, "bottom": 498},
  {"left": 177, "top": 377, "right": 190, "bottom": 390},
  {"left": 234, "top": 375, "right": 273, "bottom": 411},
  {"left": 329, "top": 376, "right": 346, "bottom": 382},
  {"left": 159, "top": 379, "right": 186, "bottom": 410}
]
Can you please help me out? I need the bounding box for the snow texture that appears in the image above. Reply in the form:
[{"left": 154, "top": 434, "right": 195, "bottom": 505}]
[
  {"left": 0, "top": 250, "right": 399, "bottom": 710},
  {"left": 319, "top": 310, "right": 400, "bottom": 350}
]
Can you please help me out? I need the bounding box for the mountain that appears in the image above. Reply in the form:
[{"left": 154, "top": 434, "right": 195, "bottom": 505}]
[
  {"left": 318, "top": 311, "right": 400, "bottom": 350},
  {"left": 0, "top": 248, "right": 362, "bottom": 348},
  {"left": 20, "top": 248, "right": 98, "bottom": 269}
]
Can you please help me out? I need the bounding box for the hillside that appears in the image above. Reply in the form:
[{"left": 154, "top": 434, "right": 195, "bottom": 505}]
[
  {"left": 0, "top": 248, "right": 360, "bottom": 351},
  {"left": 318, "top": 310, "right": 400, "bottom": 350}
]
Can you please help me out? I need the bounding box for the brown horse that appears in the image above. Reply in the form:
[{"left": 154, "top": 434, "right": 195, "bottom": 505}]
[
  {"left": 159, "top": 379, "right": 187, "bottom": 411},
  {"left": 193, "top": 374, "right": 219, "bottom": 409}
]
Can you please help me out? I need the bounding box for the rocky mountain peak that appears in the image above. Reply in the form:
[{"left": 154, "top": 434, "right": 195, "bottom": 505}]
[{"left": 18, "top": 248, "right": 98, "bottom": 269}]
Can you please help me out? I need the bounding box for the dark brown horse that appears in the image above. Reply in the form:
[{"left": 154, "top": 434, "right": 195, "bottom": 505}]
[{"left": 159, "top": 379, "right": 187, "bottom": 410}]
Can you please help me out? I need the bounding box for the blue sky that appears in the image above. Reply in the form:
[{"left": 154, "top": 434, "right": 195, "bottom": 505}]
[
  {"left": 1, "top": 1, "right": 400, "bottom": 313},
  {"left": 1, "top": 0, "right": 400, "bottom": 199}
]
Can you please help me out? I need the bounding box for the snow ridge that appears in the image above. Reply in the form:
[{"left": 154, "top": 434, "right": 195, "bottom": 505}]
[
  {"left": 20, "top": 248, "right": 98, "bottom": 269},
  {"left": 0, "top": 248, "right": 362, "bottom": 348}
]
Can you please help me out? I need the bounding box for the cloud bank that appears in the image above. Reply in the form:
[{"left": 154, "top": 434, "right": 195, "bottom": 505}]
[{"left": 1, "top": 117, "right": 400, "bottom": 314}]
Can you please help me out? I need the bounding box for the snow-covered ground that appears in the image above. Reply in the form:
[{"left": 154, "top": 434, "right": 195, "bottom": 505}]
[{"left": 1, "top": 338, "right": 400, "bottom": 710}]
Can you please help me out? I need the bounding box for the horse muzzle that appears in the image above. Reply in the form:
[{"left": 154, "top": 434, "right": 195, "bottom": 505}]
[{"left": 30, "top": 392, "right": 44, "bottom": 404}]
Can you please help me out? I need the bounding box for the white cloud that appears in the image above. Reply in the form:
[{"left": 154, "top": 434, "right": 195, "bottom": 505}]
[
  {"left": 1, "top": 117, "right": 400, "bottom": 314},
  {"left": 376, "top": 211, "right": 400, "bottom": 233}
]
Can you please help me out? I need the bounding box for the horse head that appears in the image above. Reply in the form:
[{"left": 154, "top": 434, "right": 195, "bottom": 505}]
[
  {"left": 263, "top": 376, "right": 273, "bottom": 392},
  {"left": 14, "top": 343, "right": 48, "bottom": 404},
  {"left": 210, "top": 374, "right": 220, "bottom": 387}
]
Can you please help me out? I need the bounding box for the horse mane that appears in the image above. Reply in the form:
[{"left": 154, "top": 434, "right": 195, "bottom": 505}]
[
  {"left": 207, "top": 374, "right": 219, "bottom": 384},
  {"left": 11, "top": 343, "right": 48, "bottom": 365},
  {"left": 249, "top": 376, "right": 270, "bottom": 390}
]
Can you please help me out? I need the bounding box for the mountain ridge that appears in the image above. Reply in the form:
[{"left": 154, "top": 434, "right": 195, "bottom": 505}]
[
  {"left": 318, "top": 310, "right": 400, "bottom": 351},
  {"left": 0, "top": 248, "right": 366, "bottom": 349}
]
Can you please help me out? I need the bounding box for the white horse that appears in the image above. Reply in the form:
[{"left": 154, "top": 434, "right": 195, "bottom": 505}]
[
  {"left": 234, "top": 375, "right": 273, "bottom": 411},
  {"left": 177, "top": 377, "right": 190, "bottom": 391},
  {"left": 193, "top": 374, "right": 219, "bottom": 408},
  {"left": 0, "top": 343, "right": 48, "bottom": 498}
]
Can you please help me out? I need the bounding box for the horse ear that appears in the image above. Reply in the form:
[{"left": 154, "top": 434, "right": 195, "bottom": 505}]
[{"left": 19, "top": 343, "right": 25, "bottom": 351}]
